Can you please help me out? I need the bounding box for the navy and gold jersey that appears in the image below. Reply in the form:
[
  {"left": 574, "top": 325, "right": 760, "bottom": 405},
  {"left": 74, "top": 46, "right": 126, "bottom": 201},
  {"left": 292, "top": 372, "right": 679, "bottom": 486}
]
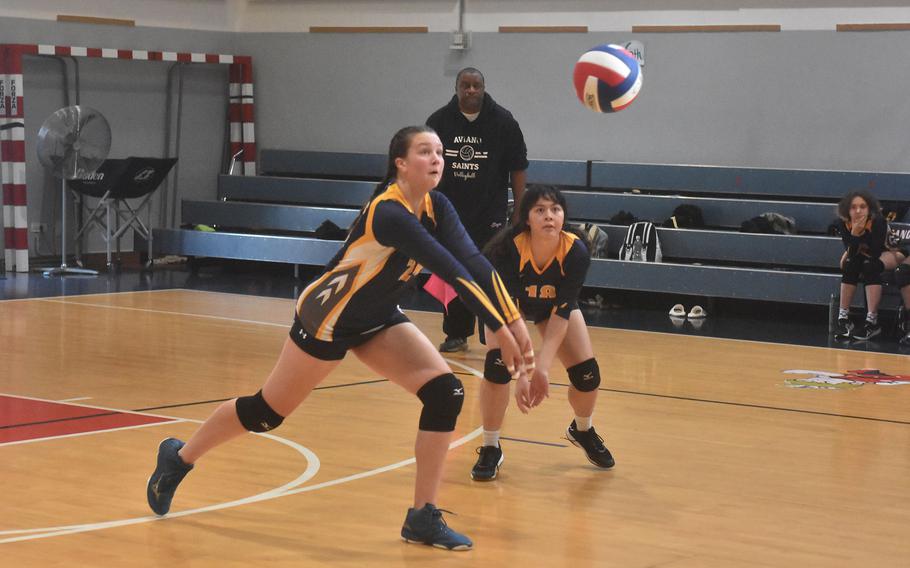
[
  {"left": 494, "top": 230, "right": 590, "bottom": 323},
  {"left": 841, "top": 216, "right": 887, "bottom": 258},
  {"left": 296, "top": 183, "right": 519, "bottom": 342}
]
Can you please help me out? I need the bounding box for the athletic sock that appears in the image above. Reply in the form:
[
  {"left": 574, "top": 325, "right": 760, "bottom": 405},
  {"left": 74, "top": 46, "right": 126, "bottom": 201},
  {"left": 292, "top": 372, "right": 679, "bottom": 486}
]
[
  {"left": 838, "top": 308, "right": 849, "bottom": 320},
  {"left": 866, "top": 312, "right": 878, "bottom": 324},
  {"left": 482, "top": 429, "right": 500, "bottom": 448},
  {"left": 574, "top": 415, "right": 593, "bottom": 431}
]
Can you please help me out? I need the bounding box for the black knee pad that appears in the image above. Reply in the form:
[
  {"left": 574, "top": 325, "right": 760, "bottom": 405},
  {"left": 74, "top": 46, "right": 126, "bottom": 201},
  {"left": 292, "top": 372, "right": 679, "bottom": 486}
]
[
  {"left": 841, "top": 255, "right": 861, "bottom": 285},
  {"left": 567, "top": 358, "right": 601, "bottom": 392},
  {"left": 235, "top": 390, "right": 285, "bottom": 432},
  {"left": 861, "top": 257, "right": 885, "bottom": 285},
  {"left": 895, "top": 264, "right": 910, "bottom": 288},
  {"left": 416, "top": 373, "right": 464, "bottom": 432},
  {"left": 483, "top": 349, "right": 511, "bottom": 385}
]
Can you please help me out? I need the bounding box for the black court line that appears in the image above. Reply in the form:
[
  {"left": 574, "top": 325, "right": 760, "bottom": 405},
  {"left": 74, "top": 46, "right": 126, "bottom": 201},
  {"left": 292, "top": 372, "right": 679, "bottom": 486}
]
[
  {"left": 134, "top": 378, "right": 390, "bottom": 413},
  {"left": 548, "top": 382, "right": 910, "bottom": 426},
  {"left": 463, "top": 372, "right": 909, "bottom": 425},
  {"left": 501, "top": 435, "right": 568, "bottom": 448},
  {"left": 2, "top": 379, "right": 392, "bottom": 430},
  {"left": 0, "top": 411, "right": 122, "bottom": 430}
]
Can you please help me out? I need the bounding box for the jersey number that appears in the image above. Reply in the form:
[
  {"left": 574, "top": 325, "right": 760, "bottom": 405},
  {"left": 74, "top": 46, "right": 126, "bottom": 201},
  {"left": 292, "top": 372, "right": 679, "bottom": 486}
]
[{"left": 525, "top": 284, "right": 556, "bottom": 299}]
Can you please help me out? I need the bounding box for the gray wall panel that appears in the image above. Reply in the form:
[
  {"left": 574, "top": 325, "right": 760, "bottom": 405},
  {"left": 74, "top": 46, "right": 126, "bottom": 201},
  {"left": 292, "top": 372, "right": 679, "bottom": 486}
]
[
  {"left": 6, "top": 15, "right": 910, "bottom": 259},
  {"left": 235, "top": 30, "right": 910, "bottom": 174}
]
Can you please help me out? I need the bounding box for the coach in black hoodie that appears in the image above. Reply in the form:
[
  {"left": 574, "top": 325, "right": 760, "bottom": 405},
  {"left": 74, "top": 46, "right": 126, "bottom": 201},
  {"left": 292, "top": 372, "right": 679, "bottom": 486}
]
[{"left": 427, "top": 67, "right": 529, "bottom": 353}]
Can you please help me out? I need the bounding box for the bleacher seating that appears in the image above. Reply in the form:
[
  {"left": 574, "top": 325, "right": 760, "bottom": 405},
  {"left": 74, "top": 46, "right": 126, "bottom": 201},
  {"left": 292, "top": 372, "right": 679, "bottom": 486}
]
[{"left": 151, "top": 151, "right": 909, "bottom": 308}]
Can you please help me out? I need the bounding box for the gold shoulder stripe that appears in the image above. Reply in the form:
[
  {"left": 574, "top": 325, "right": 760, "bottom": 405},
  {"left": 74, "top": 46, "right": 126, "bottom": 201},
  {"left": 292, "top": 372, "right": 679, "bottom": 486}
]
[
  {"left": 492, "top": 271, "right": 521, "bottom": 322},
  {"left": 557, "top": 231, "right": 579, "bottom": 275},
  {"left": 456, "top": 277, "right": 505, "bottom": 327},
  {"left": 514, "top": 232, "right": 533, "bottom": 272}
]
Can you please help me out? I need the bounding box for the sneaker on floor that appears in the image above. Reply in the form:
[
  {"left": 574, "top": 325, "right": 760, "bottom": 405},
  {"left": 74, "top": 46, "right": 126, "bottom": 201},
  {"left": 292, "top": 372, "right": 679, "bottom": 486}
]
[
  {"left": 566, "top": 421, "right": 615, "bottom": 469},
  {"left": 852, "top": 321, "right": 881, "bottom": 341},
  {"left": 833, "top": 318, "right": 854, "bottom": 340},
  {"left": 470, "top": 444, "right": 504, "bottom": 481},
  {"left": 401, "top": 504, "right": 473, "bottom": 551},
  {"left": 147, "top": 437, "right": 194, "bottom": 516},
  {"left": 438, "top": 337, "right": 468, "bottom": 353}
]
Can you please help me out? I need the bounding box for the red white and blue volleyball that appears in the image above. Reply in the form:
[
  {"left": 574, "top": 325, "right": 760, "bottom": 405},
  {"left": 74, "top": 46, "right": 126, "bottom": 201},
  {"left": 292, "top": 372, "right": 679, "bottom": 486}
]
[{"left": 573, "top": 43, "right": 643, "bottom": 113}]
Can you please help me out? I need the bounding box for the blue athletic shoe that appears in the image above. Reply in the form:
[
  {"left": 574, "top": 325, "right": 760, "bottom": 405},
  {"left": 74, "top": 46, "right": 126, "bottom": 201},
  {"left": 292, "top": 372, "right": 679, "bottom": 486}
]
[
  {"left": 147, "top": 438, "right": 193, "bottom": 516},
  {"left": 401, "top": 504, "right": 473, "bottom": 551}
]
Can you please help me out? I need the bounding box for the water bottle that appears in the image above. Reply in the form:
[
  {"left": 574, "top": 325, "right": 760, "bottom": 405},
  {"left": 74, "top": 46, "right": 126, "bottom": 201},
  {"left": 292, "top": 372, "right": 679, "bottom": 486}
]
[{"left": 631, "top": 235, "right": 643, "bottom": 261}]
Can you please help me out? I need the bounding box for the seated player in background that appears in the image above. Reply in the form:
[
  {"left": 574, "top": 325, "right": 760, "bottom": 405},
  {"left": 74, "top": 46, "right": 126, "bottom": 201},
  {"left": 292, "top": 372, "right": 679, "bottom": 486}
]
[{"left": 834, "top": 190, "right": 904, "bottom": 341}]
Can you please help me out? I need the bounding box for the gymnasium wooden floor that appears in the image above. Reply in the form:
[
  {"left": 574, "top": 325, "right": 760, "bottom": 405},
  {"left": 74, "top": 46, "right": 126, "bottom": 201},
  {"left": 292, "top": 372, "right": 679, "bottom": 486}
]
[{"left": 2, "top": 289, "right": 909, "bottom": 567}]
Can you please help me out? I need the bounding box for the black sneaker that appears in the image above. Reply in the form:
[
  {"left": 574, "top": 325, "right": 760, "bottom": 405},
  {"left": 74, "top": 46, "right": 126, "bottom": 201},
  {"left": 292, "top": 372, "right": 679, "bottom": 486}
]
[
  {"left": 566, "top": 421, "right": 615, "bottom": 469},
  {"left": 438, "top": 337, "right": 468, "bottom": 353},
  {"left": 147, "top": 438, "right": 194, "bottom": 516},
  {"left": 834, "top": 318, "right": 854, "bottom": 340},
  {"left": 853, "top": 321, "right": 881, "bottom": 341},
  {"left": 470, "top": 444, "right": 504, "bottom": 481},
  {"left": 899, "top": 330, "right": 910, "bottom": 347},
  {"left": 401, "top": 504, "right": 473, "bottom": 550}
]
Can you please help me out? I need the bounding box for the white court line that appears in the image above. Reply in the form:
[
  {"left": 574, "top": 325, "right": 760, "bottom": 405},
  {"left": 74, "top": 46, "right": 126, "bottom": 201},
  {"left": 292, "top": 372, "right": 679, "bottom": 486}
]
[
  {"left": 0, "top": 287, "right": 181, "bottom": 304},
  {"left": 36, "top": 297, "right": 289, "bottom": 328},
  {"left": 0, "top": 420, "right": 321, "bottom": 541},
  {"left": 57, "top": 397, "right": 93, "bottom": 402},
  {"left": 24, "top": 289, "right": 910, "bottom": 359},
  {"left": 0, "top": 420, "right": 188, "bottom": 448},
  {"left": 445, "top": 358, "right": 485, "bottom": 379},
  {"left": 5, "top": 288, "right": 910, "bottom": 358},
  {"left": 1, "top": 355, "right": 485, "bottom": 544},
  {"left": 0, "top": 422, "right": 482, "bottom": 544},
  {"left": 1, "top": 392, "right": 190, "bottom": 423}
]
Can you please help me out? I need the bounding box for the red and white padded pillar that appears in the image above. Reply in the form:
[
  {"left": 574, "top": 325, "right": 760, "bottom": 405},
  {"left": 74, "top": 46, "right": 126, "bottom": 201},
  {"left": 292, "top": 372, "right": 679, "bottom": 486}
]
[
  {"left": 0, "top": 45, "right": 28, "bottom": 272},
  {"left": 229, "top": 57, "right": 256, "bottom": 175}
]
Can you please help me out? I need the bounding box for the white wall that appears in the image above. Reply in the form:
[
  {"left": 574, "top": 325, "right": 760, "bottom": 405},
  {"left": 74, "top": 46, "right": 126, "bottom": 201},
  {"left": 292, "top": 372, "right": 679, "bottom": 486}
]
[{"left": 4, "top": 1, "right": 910, "bottom": 32}]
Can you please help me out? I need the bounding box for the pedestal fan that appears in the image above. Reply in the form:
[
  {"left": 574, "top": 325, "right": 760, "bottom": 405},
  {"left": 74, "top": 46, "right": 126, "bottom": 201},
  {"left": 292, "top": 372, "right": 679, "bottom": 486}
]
[{"left": 36, "top": 105, "right": 111, "bottom": 276}]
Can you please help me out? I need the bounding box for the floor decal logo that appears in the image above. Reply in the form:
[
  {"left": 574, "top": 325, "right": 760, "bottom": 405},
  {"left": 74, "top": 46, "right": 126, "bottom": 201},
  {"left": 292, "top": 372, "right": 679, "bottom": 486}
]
[{"left": 783, "top": 369, "right": 910, "bottom": 390}]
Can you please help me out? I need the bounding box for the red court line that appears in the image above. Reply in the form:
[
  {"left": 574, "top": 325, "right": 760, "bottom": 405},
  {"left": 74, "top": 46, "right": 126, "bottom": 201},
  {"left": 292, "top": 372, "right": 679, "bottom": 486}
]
[{"left": 0, "top": 395, "right": 174, "bottom": 443}]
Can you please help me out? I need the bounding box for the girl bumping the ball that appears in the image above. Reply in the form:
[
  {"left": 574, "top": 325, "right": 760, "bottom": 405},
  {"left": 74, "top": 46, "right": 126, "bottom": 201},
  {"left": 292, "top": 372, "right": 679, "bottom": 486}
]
[
  {"left": 146, "top": 125, "right": 533, "bottom": 551},
  {"left": 469, "top": 185, "right": 615, "bottom": 482}
]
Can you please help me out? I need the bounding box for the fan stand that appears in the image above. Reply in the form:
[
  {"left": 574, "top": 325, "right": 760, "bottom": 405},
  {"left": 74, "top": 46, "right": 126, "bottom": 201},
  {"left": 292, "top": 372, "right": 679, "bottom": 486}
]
[
  {"left": 43, "top": 175, "right": 98, "bottom": 277},
  {"left": 37, "top": 107, "right": 111, "bottom": 278}
]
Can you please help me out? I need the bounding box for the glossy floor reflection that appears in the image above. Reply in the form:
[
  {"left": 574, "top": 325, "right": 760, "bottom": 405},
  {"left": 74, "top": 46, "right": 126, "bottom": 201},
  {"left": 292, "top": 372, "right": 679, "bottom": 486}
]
[{"left": 2, "top": 260, "right": 907, "bottom": 355}]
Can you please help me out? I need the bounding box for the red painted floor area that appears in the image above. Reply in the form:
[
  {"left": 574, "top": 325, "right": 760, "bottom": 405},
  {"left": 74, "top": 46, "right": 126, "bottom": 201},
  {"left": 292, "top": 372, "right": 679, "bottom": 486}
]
[{"left": 0, "top": 395, "right": 174, "bottom": 443}]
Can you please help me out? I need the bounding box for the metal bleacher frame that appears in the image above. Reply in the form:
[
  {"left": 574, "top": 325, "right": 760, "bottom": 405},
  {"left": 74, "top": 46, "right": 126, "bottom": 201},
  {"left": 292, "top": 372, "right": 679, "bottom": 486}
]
[{"left": 151, "top": 151, "right": 910, "bottom": 307}]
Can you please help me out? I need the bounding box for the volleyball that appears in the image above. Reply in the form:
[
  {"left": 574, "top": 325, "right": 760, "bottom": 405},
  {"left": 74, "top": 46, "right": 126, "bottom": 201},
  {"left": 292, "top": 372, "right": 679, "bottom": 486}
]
[{"left": 572, "top": 44, "right": 642, "bottom": 113}]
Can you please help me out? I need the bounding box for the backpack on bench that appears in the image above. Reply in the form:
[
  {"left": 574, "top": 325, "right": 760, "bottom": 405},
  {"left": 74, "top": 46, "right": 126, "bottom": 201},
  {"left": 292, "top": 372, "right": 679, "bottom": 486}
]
[{"left": 620, "top": 221, "right": 662, "bottom": 262}]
